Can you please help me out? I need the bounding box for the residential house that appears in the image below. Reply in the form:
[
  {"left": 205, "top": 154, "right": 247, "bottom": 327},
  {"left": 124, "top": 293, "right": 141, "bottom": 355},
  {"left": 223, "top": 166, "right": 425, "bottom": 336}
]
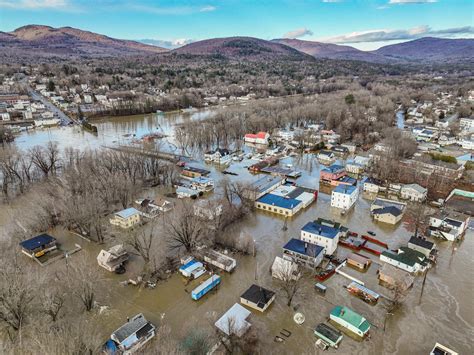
[
  {"left": 380, "top": 247, "right": 428, "bottom": 274},
  {"left": 83, "top": 94, "right": 93, "bottom": 104},
  {"left": 181, "top": 166, "right": 211, "bottom": 179},
  {"left": 331, "top": 185, "right": 358, "bottom": 211},
  {"left": 271, "top": 256, "right": 300, "bottom": 280},
  {"left": 317, "top": 150, "right": 336, "bottom": 165},
  {"left": 460, "top": 117, "right": 474, "bottom": 132},
  {"left": 19, "top": 234, "right": 57, "bottom": 258},
  {"left": 427, "top": 211, "right": 470, "bottom": 241},
  {"left": 363, "top": 177, "right": 384, "bottom": 194},
  {"left": 371, "top": 198, "right": 406, "bottom": 214},
  {"left": 378, "top": 263, "right": 415, "bottom": 291},
  {"left": 109, "top": 314, "right": 156, "bottom": 353},
  {"left": 97, "top": 245, "right": 129, "bottom": 272},
  {"left": 401, "top": 183, "right": 428, "bottom": 202},
  {"left": 341, "top": 143, "right": 357, "bottom": 154},
  {"left": 461, "top": 138, "right": 474, "bottom": 150},
  {"left": 240, "top": 284, "right": 276, "bottom": 313},
  {"left": 176, "top": 186, "right": 199, "bottom": 199},
  {"left": 110, "top": 208, "right": 141, "bottom": 229},
  {"left": 204, "top": 148, "right": 231, "bottom": 164},
  {"left": 282, "top": 238, "right": 324, "bottom": 268},
  {"left": 300, "top": 221, "right": 340, "bottom": 255},
  {"left": 244, "top": 131, "right": 270, "bottom": 145},
  {"left": 329, "top": 306, "right": 370, "bottom": 338},
  {"left": 372, "top": 206, "right": 403, "bottom": 225},
  {"left": 190, "top": 176, "right": 214, "bottom": 192},
  {"left": 408, "top": 236, "right": 436, "bottom": 258},
  {"left": 278, "top": 130, "right": 295, "bottom": 141},
  {"left": 331, "top": 145, "right": 349, "bottom": 156},
  {"left": 215, "top": 303, "right": 251, "bottom": 337}
]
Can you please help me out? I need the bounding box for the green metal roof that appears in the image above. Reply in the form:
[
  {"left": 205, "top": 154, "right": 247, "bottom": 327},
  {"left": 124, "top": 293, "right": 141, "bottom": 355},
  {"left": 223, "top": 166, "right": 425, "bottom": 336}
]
[
  {"left": 381, "top": 247, "right": 427, "bottom": 267},
  {"left": 330, "top": 306, "right": 370, "bottom": 333}
]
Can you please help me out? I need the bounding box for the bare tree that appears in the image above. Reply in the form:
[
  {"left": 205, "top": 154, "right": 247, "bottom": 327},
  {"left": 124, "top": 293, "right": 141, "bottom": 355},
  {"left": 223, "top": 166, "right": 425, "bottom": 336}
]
[
  {"left": 165, "top": 202, "right": 207, "bottom": 253},
  {"left": 274, "top": 262, "right": 303, "bottom": 307},
  {"left": 0, "top": 264, "right": 34, "bottom": 342},
  {"left": 403, "top": 201, "right": 431, "bottom": 237}
]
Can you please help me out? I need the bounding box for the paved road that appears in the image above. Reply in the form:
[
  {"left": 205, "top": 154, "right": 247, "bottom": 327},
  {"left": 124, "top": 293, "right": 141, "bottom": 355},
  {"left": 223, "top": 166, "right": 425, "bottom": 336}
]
[{"left": 27, "top": 86, "right": 77, "bottom": 125}]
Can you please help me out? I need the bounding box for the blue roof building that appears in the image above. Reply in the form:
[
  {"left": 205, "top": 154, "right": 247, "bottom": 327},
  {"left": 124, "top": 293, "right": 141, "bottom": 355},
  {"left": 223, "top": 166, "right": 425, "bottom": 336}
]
[
  {"left": 115, "top": 207, "right": 140, "bottom": 219},
  {"left": 333, "top": 184, "right": 357, "bottom": 195},
  {"left": 256, "top": 193, "right": 303, "bottom": 216},
  {"left": 301, "top": 221, "right": 341, "bottom": 255},
  {"left": 322, "top": 164, "right": 345, "bottom": 174},
  {"left": 19, "top": 233, "right": 57, "bottom": 258},
  {"left": 301, "top": 222, "right": 339, "bottom": 239},
  {"left": 283, "top": 238, "right": 324, "bottom": 268}
]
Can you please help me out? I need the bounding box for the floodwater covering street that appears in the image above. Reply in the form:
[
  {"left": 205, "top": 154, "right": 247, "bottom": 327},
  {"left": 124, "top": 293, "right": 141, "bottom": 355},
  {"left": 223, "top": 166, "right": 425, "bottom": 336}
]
[{"left": 5, "top": 110, "right": 473, "bottom": 355}]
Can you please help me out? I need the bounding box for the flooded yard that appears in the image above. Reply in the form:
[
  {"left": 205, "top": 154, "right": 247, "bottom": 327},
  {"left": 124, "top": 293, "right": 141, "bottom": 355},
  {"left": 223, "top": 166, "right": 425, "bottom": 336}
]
[{"left": 5, "top": 111, "right": 473, "bottom": 354}]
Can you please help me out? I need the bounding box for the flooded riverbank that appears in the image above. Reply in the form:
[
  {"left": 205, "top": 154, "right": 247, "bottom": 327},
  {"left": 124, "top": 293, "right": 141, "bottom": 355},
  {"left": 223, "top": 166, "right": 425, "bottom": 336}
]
[{"left": 5, "top": 112, "right": 473, "bottom": 354}]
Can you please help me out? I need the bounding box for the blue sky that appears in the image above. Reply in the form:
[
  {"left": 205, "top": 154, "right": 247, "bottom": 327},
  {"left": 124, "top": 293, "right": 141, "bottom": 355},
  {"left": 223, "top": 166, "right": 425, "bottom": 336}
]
[{"left": 0, "top": 0, "right": 472, "bottom": 50}]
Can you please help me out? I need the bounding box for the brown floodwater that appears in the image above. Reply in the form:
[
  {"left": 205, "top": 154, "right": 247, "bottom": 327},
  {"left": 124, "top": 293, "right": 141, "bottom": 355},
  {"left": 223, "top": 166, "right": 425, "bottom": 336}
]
[{"left": 5, "top": 112, "right": 473, "bottom": 355}]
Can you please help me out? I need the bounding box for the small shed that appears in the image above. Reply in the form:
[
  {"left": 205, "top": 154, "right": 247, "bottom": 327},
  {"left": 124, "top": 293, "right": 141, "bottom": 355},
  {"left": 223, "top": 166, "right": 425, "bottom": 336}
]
[
  {"left": 347, "top": 253, "right": 372, "bottom": 270},
  {"left": 240, "top": 284, "right": 276, "bottom": 313}
]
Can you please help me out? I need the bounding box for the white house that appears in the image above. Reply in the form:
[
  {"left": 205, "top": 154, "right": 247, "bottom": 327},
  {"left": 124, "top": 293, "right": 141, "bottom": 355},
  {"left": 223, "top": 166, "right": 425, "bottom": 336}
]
[
  {"left": 317, "top": 150, "right": 335, "bottom": 164},
  {"left": 204, "top": 148, "right": 231, "bottom": 164},
  {"left": 400, "top": 183, "right": 427, "bottom": 202},
  {"left": 278, "top": 130, "right": 295, "bottom": 141},
  {"left": 300, "top": 221, "right": 340, "bottom": 255},
  {"left": 363, "top": 177, "right": 384, "bottom": 194},
  {"left": 0, "top": 113, "right": 10, "bottom": 121},
  {"left": 380, "top": 247, "right": 428, "bottom": 274},
  {"left": 428, "top": 212, "right": 470, "bottom": 241},
  {"left": 460, "top": 117, "right": 474, "bottom": 132},
  {"left": 331, "top": 185, "right": 358, "bottom": 210},
  {"left": 83, "top": 94, "right": 93, "bottom": 104},
  {"left": 110, "top": 314, "right": 156, "bottom": 353},
  {"left": 461, "top": 139, "right": 474, "bottom": 150},
  {"left": 244, "top": 131, "right": 270, "bottom": 145}
]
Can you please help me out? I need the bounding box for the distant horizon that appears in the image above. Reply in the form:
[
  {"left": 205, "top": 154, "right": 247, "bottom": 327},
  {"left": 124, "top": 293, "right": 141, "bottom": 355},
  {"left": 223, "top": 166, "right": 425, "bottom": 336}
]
[
  {"left": 5, "top": 23, "right": 474, "bottom": 52},
  {"left": 1, "top": 0, "right": 473, "bottom": 50}
]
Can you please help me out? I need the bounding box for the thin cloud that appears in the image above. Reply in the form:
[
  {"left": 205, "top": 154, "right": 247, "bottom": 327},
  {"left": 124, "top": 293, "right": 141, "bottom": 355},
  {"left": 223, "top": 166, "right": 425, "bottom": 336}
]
[
  {"left": 284, "top": 28, "right": 313, "bottom": 39},
  {"left": 322, "top": 0, "right": 344, "bottom": 3},
  {"left": 130, "top": 4, "right": 216, "bottom": 15},
  {"left": 0, "top": 0, "right": 69, "bottom": 9},
  {"left": 139, "top": 38, "right": 194, "bottom": 49},
  {"left": 199, "top": 5, "right": 216, "bottom": 12},
  {"left": 389, "top": 0, "right": 437, "bottom": 4},
  {"left": 320, "top": 25, "right": 474, "bottom": 44}
]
